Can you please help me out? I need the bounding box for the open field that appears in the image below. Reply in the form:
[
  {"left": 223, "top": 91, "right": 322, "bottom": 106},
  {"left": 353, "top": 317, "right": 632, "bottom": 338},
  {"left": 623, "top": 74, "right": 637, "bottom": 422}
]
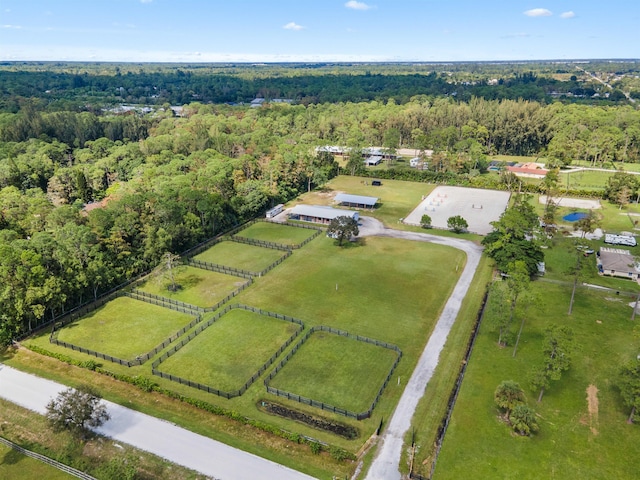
[
  {"left": 432, "top": 271, "right": 640, "bottom": 479},
  {"left": 55, "top": 297, "right": 195, "bottom": 360},
  {"left": 268, "top": 330, "right": 399, "bottom": 413},
  {"left": 137, "top": 266, "right": 246, "bottom": 308},
  {"left": 559, "top": 169, "right": 614, "bottom": 191},
  {"left": 23, "top": 233, "right": 463, "bottom": 464},
  {"left": 235, "top": 222, "right": 317, "bottom": 247},
  {"left": 156, "top": 309, "right": 300, "bottom": 392},
  {"left": 0, "top": 442, "right": 74, "bottom": 480},
  {"left": 193, "top": 241, "right": 287, "bottom": 273}
]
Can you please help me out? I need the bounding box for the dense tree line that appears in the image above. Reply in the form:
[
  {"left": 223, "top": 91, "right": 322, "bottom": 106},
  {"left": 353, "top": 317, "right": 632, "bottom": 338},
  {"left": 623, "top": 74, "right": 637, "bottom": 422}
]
[
  {"left": 0, "top": 66, "right": 629, "bottom": 112},
  {"left": 1, "top": 91, "right": 640, "bottom": 345}
]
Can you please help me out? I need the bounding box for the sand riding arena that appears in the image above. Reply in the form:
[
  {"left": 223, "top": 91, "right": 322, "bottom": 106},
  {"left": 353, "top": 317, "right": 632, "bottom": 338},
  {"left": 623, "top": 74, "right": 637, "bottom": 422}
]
[{"left": 404, "top": 186, "right": 511, "bottom": 235}]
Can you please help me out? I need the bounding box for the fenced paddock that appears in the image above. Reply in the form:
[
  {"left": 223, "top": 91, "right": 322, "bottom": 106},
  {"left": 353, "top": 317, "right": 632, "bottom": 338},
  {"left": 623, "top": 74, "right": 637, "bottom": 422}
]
[
  {"left": 192, "top": 240, "right": 289, "bottom": 274},
  {"left": 265, "top": 326, "right": 402, "bottom": 419},
  {"left": 135, "top": 265, "right": 248, "bottom": 309},
  {"left": 232, "top": 220, "right": 322, "bottom": 248},
  {"left": 152, "top": 304, "right": 304, "bottom": 397},
  {"left": 404, "top": 186, "right": 511, "bottom": 235},
  {"left": 52, "top": 296, "right": 196, "bottom": 363}
]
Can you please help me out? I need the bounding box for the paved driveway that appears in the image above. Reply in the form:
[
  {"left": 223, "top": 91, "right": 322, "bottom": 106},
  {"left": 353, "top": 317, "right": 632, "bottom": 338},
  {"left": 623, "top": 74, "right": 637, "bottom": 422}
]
[{"left": 359, "top": 217, "right": 483, "bottom": 480}]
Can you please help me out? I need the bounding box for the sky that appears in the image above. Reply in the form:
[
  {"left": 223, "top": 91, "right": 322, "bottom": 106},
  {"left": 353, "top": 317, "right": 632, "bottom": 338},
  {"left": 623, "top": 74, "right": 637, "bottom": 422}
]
[{"left": 0, "top": 0, "right": 638, "bottom": 63}]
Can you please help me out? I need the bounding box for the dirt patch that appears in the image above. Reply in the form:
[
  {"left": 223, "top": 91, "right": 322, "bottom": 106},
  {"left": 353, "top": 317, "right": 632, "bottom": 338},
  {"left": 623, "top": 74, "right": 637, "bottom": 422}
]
[{"left": 587, "top": 384, "right": 599, "bottom": 435}]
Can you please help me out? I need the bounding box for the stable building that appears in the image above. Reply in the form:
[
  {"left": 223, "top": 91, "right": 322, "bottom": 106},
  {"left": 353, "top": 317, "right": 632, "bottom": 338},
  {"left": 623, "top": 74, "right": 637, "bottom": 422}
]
[
  {"left": 597, "top": 247, "right": 640, "bottom": 281},
  {"left": 288, "top": 205, "right": 359, "bottom": 225},
  {"left": 334, "top": 193, "right": 378, "bottom": 209}
]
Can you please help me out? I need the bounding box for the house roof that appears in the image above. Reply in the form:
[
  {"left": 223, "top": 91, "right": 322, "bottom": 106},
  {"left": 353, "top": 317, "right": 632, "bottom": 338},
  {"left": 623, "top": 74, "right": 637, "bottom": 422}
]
[
  {"left": 334, "top": 193, "right": 378, "bottom": 207},
  {"left": 289, "top": 205, "right": 357, "bottom": 220},
  {"left": 599, "top": 248, "right": 640, "bottom": 274}
]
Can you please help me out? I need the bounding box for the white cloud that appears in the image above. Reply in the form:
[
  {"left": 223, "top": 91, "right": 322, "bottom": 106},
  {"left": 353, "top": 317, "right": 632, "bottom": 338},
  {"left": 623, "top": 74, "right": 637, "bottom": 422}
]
[
  {"left": 560, "top": 11, "right": 576, "bottom": 19},
  {"left": 283, "top": 22, "right": 304, "bottom": 31},
  {"left": 1, "top": 24, "right": 22, "bottom": 29},
  {"left": 524, "top": 8, "right": 552, "bottom": 17},
  {"left": 345, "top": 1, "right": 373, "bottom": 11}
]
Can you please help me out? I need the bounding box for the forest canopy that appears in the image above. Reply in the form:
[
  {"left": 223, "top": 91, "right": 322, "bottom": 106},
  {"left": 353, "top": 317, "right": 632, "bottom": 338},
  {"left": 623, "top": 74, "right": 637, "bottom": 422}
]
[{"left": 1, "top": 61, "right": 640, "bottom": 346}]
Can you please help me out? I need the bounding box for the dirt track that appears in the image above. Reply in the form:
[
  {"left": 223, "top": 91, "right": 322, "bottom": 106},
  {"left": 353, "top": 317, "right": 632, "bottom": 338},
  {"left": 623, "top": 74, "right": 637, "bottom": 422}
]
[{"left": 359, "top": 217, "right": 483, "bottom": 480}]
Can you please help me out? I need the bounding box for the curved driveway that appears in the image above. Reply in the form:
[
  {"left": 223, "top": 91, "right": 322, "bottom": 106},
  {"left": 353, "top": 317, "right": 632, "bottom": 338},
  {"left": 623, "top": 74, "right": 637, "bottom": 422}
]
[{"left": 359, "top": 217, "right": 483, "bottom": 480}]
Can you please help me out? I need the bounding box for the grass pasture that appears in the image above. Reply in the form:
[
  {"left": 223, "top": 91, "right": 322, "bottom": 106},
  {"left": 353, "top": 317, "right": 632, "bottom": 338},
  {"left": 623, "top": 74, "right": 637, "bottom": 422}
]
[
  {"left": 137, "top": 266, "right": 247, "bottom": 308},
  {"left": 55, "top": 297, "right": 195, "bottom": 360},
  {"left": 235, "top": 221, "right": 318, "bottom": 247},
  {"left": 193, "top": 240, "right": 287, "bottom": 274},
  {"left": 432, "top": 274, "right": 640, "bottom": 479},
  {"left": 0, "top": 443, "right": 74, "bottom": 480},
  {"left": 267, "top": 329, "right": 399, "bottom": 414},
  {"left": 156, "top": 309, "right": 300, "bottom": 393}
]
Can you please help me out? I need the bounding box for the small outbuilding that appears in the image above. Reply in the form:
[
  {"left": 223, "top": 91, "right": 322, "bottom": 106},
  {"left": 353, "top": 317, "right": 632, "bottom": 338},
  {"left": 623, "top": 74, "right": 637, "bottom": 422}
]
[
  {"left": 597, "top": 247, "right": 640, "bottom": 281},
  {"left": 364, "top": 155, "right": 383, "bottom": 166},
  {"left": 334, "top": 193, "right": 378, "bottom": 209},
  {"left": 288, "top": 205, "right": 359, "bottom": 225}
]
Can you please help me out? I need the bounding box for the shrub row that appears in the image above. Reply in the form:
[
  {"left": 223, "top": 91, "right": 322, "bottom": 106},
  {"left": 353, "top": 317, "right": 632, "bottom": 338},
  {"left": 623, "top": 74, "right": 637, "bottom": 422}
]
[{"left": 23, "top": 344, "right": 356, "bottom": 462}]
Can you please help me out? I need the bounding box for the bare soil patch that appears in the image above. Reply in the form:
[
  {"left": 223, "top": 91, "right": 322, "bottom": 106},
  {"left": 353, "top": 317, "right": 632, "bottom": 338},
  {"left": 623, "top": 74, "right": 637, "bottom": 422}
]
[{"left": 586, "top": 384, "right": 599, "bottom": 435}]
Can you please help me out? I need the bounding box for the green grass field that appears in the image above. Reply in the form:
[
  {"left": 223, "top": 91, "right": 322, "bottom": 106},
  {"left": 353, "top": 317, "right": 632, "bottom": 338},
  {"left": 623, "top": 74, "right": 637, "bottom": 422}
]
[
  {"left": 55, "top": 297, "right": 195, "bottom": 360},
  {"left": 0, "top": 443, "right": 74, "bottom": 480},
  {"left": 268, "top": 330, "right": 399, "bottom": 413},
  {"left": 193, "top": 241, "right": 287, "bottom": 273},
  {"left": 432, "top": 268, "right": 640, "bottom": 479},
  {"left": 137, "top": 266, "right": 247, "bottom": 308},
  {"left": 156, "top": 309, "right": 300, "bottom": 392},
  {"left": 236, "top": 222, "right": 317, "bottom": 247}
]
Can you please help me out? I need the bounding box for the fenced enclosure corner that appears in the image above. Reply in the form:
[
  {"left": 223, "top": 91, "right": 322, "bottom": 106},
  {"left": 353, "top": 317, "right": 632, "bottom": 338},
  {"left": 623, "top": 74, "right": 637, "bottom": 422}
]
[
  {"left": 151, "top": 304, "right": 305, "bottom": 398},
  {"left": 264, "top": 325, "right": 402, "bottom": 420}
]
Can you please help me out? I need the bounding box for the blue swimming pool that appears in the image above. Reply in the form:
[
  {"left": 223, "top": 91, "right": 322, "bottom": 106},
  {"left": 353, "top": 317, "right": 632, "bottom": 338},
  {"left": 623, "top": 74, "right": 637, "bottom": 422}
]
[{"left": 563, "top": 212, "right": 588, "bottom": 222}]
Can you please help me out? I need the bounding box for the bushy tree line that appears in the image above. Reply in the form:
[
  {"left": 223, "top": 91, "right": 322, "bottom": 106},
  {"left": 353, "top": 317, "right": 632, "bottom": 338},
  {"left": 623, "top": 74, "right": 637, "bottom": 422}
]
[{"left": 0, "top": 66, "right": 620, "bottom": 110}]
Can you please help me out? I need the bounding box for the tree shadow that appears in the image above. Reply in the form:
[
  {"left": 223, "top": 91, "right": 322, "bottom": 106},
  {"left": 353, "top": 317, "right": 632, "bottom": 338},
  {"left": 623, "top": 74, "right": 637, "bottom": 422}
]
[
  {"left": 1, "top": 446, "right": 25, "bottom": 466},
  {"left": 336, "top": 237, "right": 366, "bottom": 249}
]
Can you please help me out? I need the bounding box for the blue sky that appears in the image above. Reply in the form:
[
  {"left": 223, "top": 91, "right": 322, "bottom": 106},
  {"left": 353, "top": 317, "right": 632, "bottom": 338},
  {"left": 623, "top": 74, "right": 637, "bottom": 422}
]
[{"left": 1, "top": 0, "right": 638, "bottom": 62}]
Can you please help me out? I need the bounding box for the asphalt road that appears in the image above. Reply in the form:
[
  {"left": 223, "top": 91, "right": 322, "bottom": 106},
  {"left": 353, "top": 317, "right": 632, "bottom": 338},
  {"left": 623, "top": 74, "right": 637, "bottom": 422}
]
[
  {"left": 0, "top": 364, "right": 316, "bottom": 480},
  {"left": 359, "top": 217, "right": 483, "bottom": 480}
]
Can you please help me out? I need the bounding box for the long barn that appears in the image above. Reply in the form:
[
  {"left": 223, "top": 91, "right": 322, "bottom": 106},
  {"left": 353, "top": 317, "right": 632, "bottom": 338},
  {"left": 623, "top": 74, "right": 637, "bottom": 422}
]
[
  {"left": 334, "top": 193, "right": 378, "bottom": 209},
  {"left": 288, "top": 205, "right": 359, "bottom": 225}
]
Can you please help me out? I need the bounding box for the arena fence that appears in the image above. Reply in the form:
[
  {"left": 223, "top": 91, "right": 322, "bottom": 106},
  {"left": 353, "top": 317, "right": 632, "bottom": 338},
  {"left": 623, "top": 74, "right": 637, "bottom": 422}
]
[
  {"left": 264, "top": 325, "right": 402, "bottom": 420},
  {"left": 151, "top": 304, "right": 305, "bottom": 398}
]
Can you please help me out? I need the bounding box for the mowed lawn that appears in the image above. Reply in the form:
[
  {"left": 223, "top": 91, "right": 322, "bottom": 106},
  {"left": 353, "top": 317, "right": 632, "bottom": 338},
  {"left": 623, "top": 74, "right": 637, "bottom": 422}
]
[
  {"left": 137, "top": 266, "right": 247, "bottom": 308},
  {"left": 432, "top": 280, "right": 640, "bottom": 479},
  {"left": 238, "top": 235, "right": 464, "bottom": 361},
  {"left": 193, "top": 241, "right": 286, "bottom": 273},
  {"left": 291, "top": 175, "right": 434, "bottom": 228},
  {"left": 56, "top": 297, "right": 195, "bottom": 360},
  {"left": 235, "top": 222, "right": 317, "bottom": 247},
  {"left": 0, "top": 443, "right": 75, "bottom": 480},
  {"left": 268, "top": 330, "right": 399, "bottom": 413},
  {"left": 156, "top": 309, "right": 300, "bottom": 392}
]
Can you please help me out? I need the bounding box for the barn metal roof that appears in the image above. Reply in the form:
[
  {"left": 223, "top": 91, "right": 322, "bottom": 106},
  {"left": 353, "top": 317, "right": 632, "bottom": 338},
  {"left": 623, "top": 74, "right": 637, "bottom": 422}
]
[
  {"left": 334, "top": 193, "right": 378, "bottom": 207},
  {"left": 289, "top": 205, "right": 358, "bottom": 220}
]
